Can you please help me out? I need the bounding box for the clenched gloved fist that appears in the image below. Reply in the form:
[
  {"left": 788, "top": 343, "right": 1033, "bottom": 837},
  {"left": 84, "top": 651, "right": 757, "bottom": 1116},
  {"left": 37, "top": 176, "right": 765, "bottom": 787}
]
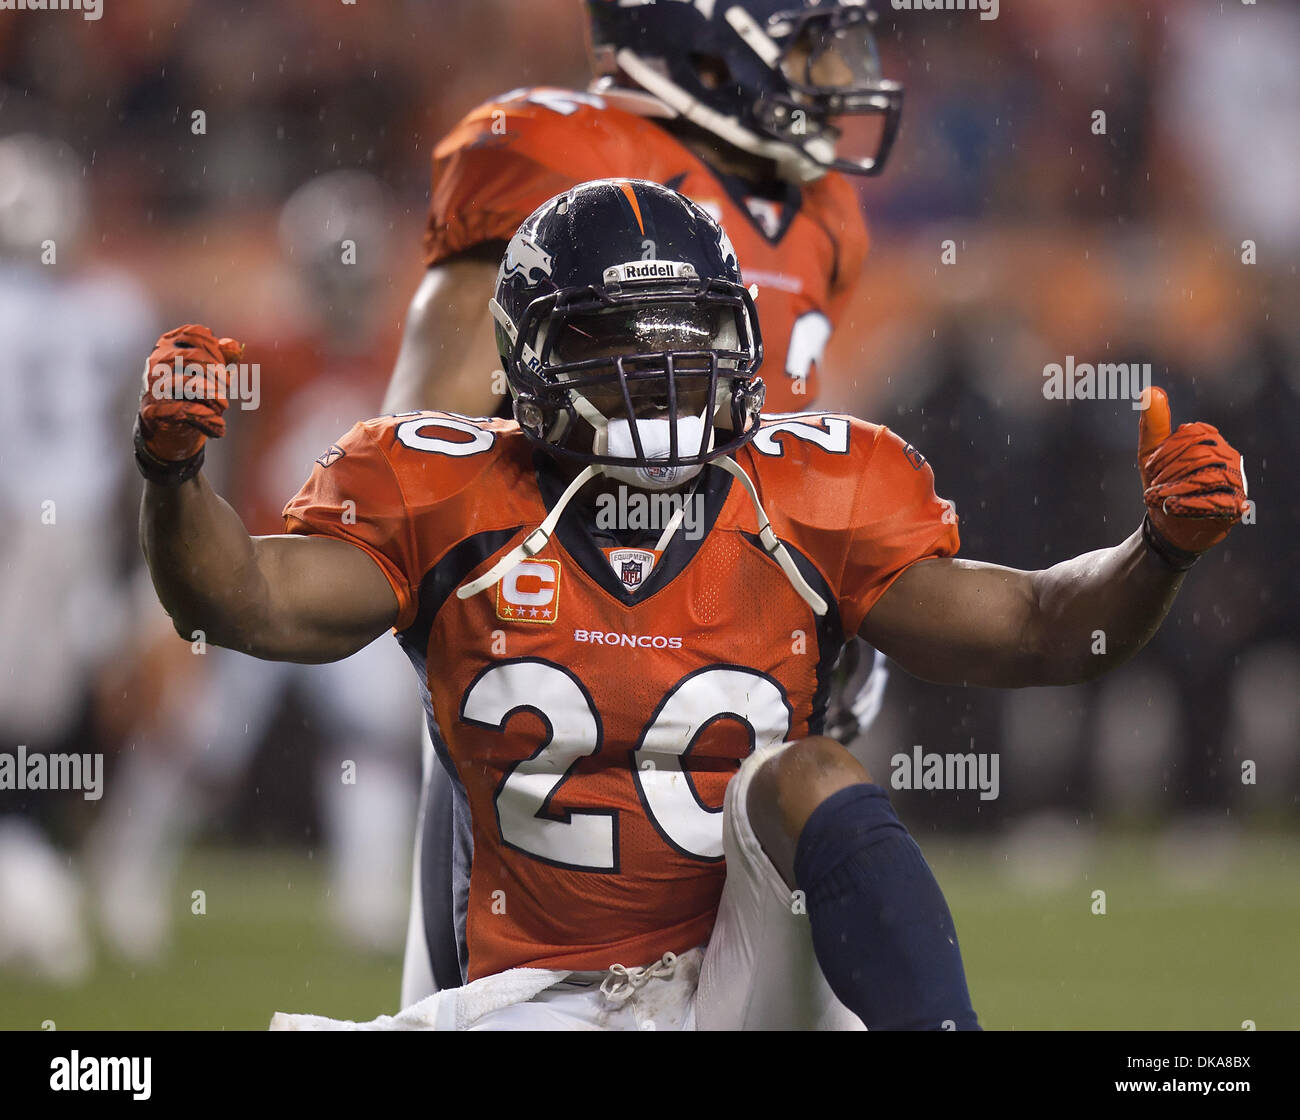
[{"left": 134, "top": 324, "right": 244, "bottom": 484}]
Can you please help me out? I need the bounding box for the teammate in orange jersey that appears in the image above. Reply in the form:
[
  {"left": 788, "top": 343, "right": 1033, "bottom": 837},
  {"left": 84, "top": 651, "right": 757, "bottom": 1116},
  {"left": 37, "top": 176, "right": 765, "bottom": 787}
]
[
  {"left": 388, "top": 0, "right": 904, "bottom": 1003},
  {"left": 384, "top": 0, "right": 901, "bottom": 424},
  {"left": 135, "top": 181, "right": 1246, "bottom": 1030}
]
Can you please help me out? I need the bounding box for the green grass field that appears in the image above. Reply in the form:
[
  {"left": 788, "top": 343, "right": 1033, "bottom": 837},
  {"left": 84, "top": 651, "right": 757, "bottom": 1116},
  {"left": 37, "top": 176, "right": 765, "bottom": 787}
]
[
  {"left": 930, "top": 831, "right": 1298, "bottom": 1031},
  {"left": 2, "top": 833, "right": 1295, "bottom": 1030}
]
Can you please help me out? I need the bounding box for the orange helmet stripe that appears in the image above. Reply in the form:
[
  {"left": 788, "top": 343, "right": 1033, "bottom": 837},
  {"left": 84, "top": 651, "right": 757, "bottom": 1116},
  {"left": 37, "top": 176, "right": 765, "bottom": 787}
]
[{"left": 616, "top": 180, "right": 646, "bottom": 236}]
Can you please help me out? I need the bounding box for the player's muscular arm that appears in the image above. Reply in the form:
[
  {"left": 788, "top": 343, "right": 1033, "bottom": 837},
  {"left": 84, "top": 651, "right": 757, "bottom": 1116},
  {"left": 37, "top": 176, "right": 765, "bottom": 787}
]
[
  {"left": 862, "top": 388, "right": 1245, "bottom": 689},
  {"left": 141, "top": 475, "right": 397, "bottom": 663},
  {"left": 134, "top": 325, "right": 397, "bottom": 662},
  {"left": 861, "top": 535, "right": 1182, "bottom": 688},
  {"left": 382, "top": 249, "right": 505, "bottom": 416}
]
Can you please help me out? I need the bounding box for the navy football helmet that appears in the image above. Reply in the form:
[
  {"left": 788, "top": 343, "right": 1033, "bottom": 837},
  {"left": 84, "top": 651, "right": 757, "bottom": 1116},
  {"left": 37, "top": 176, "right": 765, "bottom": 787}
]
[
  {"left": 586, "top": 0, "right": 902, "bottom": 181},
  {"left": 492, "top": 179, "right": 765, "bottom": 487}
]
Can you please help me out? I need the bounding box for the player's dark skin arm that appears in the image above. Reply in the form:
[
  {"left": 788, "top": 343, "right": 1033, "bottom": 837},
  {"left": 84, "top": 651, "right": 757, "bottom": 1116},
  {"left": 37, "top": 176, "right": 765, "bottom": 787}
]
[
  {"left": 140, "top": 476, "right": 397, "bottom": 664},
  {"left": 862, "top": 526, "right": 1183, "bottom": 689},
  {"left": 752, "top": 531, "right": 1183, "bottom": 886}
]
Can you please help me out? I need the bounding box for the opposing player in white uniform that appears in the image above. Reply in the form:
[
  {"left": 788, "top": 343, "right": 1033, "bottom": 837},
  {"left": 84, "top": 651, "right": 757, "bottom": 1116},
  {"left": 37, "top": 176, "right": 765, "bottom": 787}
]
[{"left": 0, "top": 134, "right": 157, "bottom": 982}]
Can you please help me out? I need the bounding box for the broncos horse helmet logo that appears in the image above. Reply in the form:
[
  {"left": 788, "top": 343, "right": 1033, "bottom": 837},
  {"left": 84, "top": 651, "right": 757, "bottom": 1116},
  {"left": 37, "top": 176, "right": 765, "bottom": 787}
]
[{"left": 502, "top": 231, "right": 554, "bottom": 287}]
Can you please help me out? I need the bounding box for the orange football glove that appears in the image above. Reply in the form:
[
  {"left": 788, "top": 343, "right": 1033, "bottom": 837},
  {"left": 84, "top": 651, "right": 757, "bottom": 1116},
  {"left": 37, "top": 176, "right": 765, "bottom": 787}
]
[
  {"left": 135, "top": 325, "right": 244, "bottom": 482},
  {"left": 1138, "top": 386, "right": 1246, "bottom": 566}
]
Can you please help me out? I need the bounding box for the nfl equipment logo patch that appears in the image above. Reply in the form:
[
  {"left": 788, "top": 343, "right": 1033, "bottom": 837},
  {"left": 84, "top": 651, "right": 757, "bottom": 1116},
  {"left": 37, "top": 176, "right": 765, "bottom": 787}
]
[
  {"left": 902, "top": 443, "right": 927, "bottom": 470},
  {"left": 643, "top": 464, "right": 678, "bottom": 485},
  {"left": 605, "top": 547, "right": 658, "bottom": 593},
  {"left": 496, "top": 559, "right": 560, "bottom": 624}
]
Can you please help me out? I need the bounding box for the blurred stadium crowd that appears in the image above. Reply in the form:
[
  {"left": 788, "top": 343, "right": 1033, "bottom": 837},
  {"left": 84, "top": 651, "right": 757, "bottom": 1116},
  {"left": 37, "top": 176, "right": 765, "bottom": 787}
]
[{"left": 0, "top": 0, "right": 1295, "bottom": 986}]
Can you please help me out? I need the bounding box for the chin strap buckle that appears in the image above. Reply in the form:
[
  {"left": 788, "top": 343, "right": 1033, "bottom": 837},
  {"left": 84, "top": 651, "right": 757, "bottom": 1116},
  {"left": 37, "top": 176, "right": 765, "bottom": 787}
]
[
  {"left": 718, "top": 456, "right": 829, "bottom": 617},
  {"left": 456, "top": 464, "right": 603, "bottom": 600}
]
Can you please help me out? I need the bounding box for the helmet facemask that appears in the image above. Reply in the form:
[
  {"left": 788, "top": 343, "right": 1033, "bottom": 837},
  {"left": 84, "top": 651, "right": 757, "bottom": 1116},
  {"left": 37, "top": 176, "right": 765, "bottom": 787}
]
[
  {"left": 498, "top": 279, "right": 765, "bottom": 490},
  {"left": 756, "top": 5, "right": 902, "bottom": 176},
  {"left": 596, "top": 2, "right": 902, "bottom": 182}
]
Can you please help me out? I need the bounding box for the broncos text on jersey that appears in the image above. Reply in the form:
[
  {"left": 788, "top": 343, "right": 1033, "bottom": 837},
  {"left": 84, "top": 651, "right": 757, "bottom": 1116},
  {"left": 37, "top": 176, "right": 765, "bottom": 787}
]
[
  {"left": 424, "top": 87, "right": 870, "bottom": 408},
  {"left": 283, "top": 411, "right": 956, "bottom": 979}
]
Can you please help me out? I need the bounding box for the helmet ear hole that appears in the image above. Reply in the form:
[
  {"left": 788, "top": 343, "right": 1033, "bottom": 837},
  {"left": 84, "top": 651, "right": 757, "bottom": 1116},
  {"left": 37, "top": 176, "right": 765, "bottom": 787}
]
[
  {"left": 690, "top": 53, "right": 733, "bottom": 94},
  {"left": 513, "top": 395, "right": 546, "bottom": 436}
]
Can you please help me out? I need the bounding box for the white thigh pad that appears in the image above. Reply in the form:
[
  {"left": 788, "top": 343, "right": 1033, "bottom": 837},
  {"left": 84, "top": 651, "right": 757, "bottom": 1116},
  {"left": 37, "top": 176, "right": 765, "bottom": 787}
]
[{"left": 694, "top": 743, "right": 865, "bottom": 1031}]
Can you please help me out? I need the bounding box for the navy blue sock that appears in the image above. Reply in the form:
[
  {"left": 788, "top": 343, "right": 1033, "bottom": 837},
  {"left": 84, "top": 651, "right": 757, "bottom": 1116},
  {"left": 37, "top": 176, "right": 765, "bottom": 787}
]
[{"left": 794, "top": 783, "right": 980, "bottom": 1031}]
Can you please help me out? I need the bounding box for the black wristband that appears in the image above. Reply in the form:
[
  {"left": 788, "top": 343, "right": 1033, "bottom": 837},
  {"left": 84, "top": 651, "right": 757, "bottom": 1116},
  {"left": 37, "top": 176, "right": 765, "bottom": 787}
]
[
  {"left": 1141, "top": 513, "right": 1200, "bottom": 572},
  {"left": 133, "top": 416, "right": 205, "bottom": 487}
]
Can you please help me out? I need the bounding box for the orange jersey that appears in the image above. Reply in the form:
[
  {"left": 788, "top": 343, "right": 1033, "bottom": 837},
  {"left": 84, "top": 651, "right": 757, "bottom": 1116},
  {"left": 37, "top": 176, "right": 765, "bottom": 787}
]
[
  {"left": 424, "top": 88, "right": 870, "bottom": 408},
  {"left": 225, "top": 334, "right": 394, "bottom": 535},
  {"left": 284, "top": 413, "right": 956, "bottom": 979}
]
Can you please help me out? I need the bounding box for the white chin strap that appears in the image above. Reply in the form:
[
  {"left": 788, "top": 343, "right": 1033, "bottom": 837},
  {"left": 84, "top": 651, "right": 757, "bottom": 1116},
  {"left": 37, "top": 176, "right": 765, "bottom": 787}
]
[
  {"left": 455, "top": 454, "right": 828, "bottom": 618},
  {"left": 713, "top": 456, "right": 828, "bottom": 616},
  {"left": 456, "top": 463, "right": 603, "bottom": 601}
]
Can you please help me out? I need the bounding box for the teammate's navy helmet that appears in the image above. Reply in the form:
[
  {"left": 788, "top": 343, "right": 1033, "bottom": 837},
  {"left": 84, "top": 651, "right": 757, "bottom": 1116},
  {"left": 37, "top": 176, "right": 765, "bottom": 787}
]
[
  {"left": 492, "top": 179, "right": 765, "bottom": 485},
  {"left": 586, "top": 0, "right": 902, "bottom": 181}
]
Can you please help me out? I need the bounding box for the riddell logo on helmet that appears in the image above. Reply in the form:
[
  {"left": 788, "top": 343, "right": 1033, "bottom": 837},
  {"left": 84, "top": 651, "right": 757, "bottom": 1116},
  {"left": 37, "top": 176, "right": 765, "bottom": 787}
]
[{"left": 603, "top": 260, "right": 697, "bottom": 284}]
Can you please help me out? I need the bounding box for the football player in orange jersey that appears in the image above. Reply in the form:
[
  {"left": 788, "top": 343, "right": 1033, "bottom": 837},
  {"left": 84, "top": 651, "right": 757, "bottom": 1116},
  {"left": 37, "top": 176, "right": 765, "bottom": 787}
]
[
  {"left": 388, "top": 0, "right": 903, "bottom": 1004},
  {"left": 136, "top": 181, "right": 1246, "bottom": 1031},
  {"left": 384, "top": 0, "right": 900, "bottom": 426}
]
